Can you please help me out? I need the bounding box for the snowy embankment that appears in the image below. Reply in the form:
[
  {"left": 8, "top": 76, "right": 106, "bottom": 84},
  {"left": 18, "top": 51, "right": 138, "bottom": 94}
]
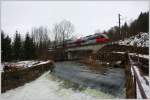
[
  {"left": 115, "top": 32, "right": 149, "bottom": 47},
  {"left": 112, "top": 51, "right": 149, "bottom": 60},
  {"left": 1, "top": 60, "right": 51, "bottom": 72},
  {"left": 15, "top": 60, "right": 50, "bottom": 68},
  {"left": 112, "top": 33, "right": 149, "bottom": 59}
]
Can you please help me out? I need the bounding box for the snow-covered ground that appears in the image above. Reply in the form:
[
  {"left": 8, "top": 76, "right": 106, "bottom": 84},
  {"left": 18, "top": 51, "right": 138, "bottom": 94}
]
[
  {"left": 1, "top": 71, "right": 115, "bottom": 100},
  {"left": 116, "top": 32, "right": 149, "bottom": 47},
  {"left": 112, "top": 51, "right": 149, "bottom": 59},
  {"left": 129, "top": 53, "right": 149, "bottom": 59},
  {"left": 1, "top": 60, "right": 51, "bottom": 72},
  {"left": 1, "top": 63, "right": 4, "bottom": 71},
  {"left": 15, "top": 60, "right": 39, "bottom": 68}
]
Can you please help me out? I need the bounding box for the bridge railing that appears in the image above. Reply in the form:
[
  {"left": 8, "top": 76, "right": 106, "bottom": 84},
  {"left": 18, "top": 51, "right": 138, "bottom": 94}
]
[{"left": 127, "top": 54, "right": 149, "bottom": 99}]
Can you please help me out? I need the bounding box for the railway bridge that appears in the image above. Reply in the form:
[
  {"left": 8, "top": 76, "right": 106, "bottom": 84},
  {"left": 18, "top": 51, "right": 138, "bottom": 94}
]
[
  {"left": 48, "top": 41, "right": 108, "bottom": 60},
  {"left": 65, "top": 43, "right": 107, "bottom": 60}
]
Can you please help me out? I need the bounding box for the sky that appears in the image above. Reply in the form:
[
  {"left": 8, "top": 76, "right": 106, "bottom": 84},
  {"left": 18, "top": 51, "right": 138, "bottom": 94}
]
[{"left": 1, "top": 1, "right": 149, "bottom": 40}]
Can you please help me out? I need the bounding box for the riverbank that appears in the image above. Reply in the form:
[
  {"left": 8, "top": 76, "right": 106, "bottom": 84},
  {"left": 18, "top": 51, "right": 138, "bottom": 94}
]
[{"left": 1, "top": 60, "right": 55, "bottom": 93}]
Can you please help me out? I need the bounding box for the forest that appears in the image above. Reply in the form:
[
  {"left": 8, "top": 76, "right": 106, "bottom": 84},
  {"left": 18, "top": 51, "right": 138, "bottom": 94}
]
[{"left": 1, "top": 12, "right": 149, "bottom": 62}]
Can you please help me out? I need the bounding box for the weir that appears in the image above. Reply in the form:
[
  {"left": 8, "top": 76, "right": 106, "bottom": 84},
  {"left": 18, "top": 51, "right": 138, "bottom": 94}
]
[
  {"left": 1, "top": 71, "right": 115, "bottom": 100},
  {"left": 1, "top": 60, "right": 55, "bottom": 93}
]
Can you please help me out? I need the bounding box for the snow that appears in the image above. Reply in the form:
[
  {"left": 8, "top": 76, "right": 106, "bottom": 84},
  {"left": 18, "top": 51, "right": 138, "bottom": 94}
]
[
  {"left": 129, "top": 53, "right": 149, "bottom": 59},
  {"left": 1, "top": 60, "right": 51, "bottom": 71},
  {"left": 1, "top": 71, "right": 115, "bottom": 100},
  {"left": 33, "top": 61, "right": 50, "bottom": 66},
  {"left": 106, "top": 62, "right": 110, "bottom": 65},
  {"left": 17, "top": 60, "right": 51, "bottom": 67},
  {"left": 16, "top": 60, "right": 39, "bottom": 68},
  {"left": 129, "top": 54, "right": 149, "bottom": 98},
  {"left": 112, "top": 51, "right": 125, "bottom": 54},
  {"left": 136, "top": 82, "right": 142, "bottom": 99},
  {"left": 144, "top": 76, "right": 149, "bottom": 82},
  {"left": 132, "top": 66, "right": 149, "bottom": 98},
  {"left": 1, "top": 64, "right": 4, "bottom": 72},
  {"left": 116, "top": 32, "right": 149, "bottom": 47},
  {"left": 137, "top": 54, "right": 149, "bottom": 59},
  {"left": 112, "top": 51, "right": 149, "bottom": 59}
]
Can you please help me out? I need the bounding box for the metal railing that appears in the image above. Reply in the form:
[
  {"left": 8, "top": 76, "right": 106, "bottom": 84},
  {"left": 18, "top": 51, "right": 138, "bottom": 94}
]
[{"left": 128, "top": 54, "right": 148, "bottom": 99}]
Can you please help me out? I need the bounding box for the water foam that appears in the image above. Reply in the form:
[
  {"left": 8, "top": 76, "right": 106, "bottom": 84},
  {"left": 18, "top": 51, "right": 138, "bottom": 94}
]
[{"left": 1, "top": 71, "right": 114, "bottom": 100}]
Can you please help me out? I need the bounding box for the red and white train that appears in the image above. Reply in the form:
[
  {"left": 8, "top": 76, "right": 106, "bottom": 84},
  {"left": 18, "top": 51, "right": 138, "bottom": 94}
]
[{"left": 54, "top": 33, "right": 110, "bottom": 48}]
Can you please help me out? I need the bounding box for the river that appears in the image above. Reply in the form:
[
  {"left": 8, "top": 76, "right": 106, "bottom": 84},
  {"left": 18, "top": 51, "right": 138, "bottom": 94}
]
[{"left": 1, "top": 61, "right": 126, "bottom": 100}]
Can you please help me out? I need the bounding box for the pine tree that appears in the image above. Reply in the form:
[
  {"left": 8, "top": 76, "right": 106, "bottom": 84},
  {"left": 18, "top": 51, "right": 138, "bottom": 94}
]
[
  {"left": 129, "top": 12, "right": 149, "bottom": 35},
  {"left": 13, "top": 31, "right": 22, "bottom": 60},
  {"left": 24, "top": 33, "right": 36, "bottom": 59},
  {"left": 122, "top": 22, "right": 129, "bottom": 38},
  {"left": 1, "top": 31, "right": 5, "bottom": 61},
  {"left": 107, "top": 11, "right": 149, "bottom": 41},
  {"left": 1, "top": 31, "right": 12, "bottom": 61},
  {"left": 137, "top": 12, "right": 149, "bottom": 32},
  {"left": 5, "top": 36, "right": 12, "bottom": 61}
]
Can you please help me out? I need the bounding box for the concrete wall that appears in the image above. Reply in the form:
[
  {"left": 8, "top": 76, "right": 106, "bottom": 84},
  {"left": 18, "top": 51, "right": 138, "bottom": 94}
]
[
  {"left": 67, "top": 50, "right": 93, "bottom": 60},
  {"left": 67, "top": 44, "right": 106, "bottom": 53},
  {"left": 48, "top": 48, "right": 67, "bottom": 61},
  {"left": 1, "top": 62, "right": 54, "bottom": 93}
]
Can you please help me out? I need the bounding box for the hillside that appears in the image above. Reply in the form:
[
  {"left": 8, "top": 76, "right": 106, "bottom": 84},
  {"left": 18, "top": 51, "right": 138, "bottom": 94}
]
[{"left": 115, "top": 32, "right": 149, "bottom": 47}]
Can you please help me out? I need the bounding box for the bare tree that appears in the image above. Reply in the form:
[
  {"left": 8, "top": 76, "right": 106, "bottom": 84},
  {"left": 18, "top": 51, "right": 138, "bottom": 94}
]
[
  {"left": 53, "top": 19, "right": 74, "bottom": 48},
  {"left": 31, "top": 26, "right": 51, "bottom": 59},
  {"left": 53, "top": 24, "right": 62, "bottom": 48}
]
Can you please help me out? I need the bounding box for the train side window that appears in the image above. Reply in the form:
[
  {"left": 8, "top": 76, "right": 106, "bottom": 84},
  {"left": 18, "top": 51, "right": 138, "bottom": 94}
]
[{"left": 100, "top": 36, "right": 105, "bottom": 38}]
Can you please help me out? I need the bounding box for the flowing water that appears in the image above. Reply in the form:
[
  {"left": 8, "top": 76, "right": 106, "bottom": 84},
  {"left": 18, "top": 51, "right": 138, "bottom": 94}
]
[{"left": 1, "top": 61, "right": 126, "bottom": 100}]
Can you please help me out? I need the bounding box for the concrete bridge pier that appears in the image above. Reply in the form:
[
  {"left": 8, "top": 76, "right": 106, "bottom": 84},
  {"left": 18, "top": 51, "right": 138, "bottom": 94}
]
[
  {"left": 66, "top": 50, "right": 93, "bottom": 60},
  {"left": 67, "top": 52, "right": 73, "bottom": 60},
  {"left": 66, "top": 44, "right": 106, "bottom": 60}
]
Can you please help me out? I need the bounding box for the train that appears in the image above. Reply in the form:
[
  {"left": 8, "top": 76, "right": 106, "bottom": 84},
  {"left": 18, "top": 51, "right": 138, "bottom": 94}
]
[
  {"left": 65, "top": 33, "right": 110, "bottom": 48},
  {"left": 51, "top": 33, "right": 110, "bottom": 49}
]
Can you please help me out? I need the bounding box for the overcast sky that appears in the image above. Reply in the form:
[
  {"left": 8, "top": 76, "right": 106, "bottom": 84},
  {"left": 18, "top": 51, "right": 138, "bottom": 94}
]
[{"left": 1, "top": 1, "right": 149, "bottom": 40}]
